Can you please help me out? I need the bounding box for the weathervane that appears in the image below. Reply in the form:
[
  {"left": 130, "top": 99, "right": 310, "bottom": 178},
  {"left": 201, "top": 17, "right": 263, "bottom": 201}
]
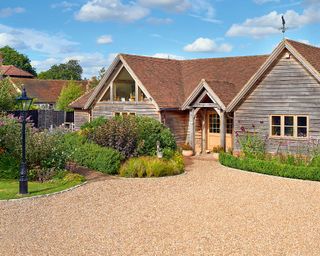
[{"left": 281, "top": 15, "right": 287, "bottom": 39}]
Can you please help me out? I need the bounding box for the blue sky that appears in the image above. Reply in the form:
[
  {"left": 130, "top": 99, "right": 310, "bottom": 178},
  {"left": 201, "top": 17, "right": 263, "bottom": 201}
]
[{"left": 0, "top": 0, "right": 319, "bottom": 78}]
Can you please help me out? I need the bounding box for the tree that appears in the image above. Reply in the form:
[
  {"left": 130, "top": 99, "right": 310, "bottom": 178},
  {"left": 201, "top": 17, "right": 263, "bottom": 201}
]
[
  {"left": 38, "top": 60, "right": 83, "bottom": 80},
  {"left": 0, "top": 78, "right": 17, "bottom": 111},
  {"left": 89, "top": 67, "right": 106, "bottom": 88},
  {"left": 0, "top": 46, "right": 37, "bottom": 76},
  {"left": 55, "top": 80, "right": 84, "bottom": 111}
]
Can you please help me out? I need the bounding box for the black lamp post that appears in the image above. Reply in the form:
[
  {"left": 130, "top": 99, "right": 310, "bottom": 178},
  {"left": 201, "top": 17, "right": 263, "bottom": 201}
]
[{"left": 16, "top": 88, "right": 33, "bottom": 194}]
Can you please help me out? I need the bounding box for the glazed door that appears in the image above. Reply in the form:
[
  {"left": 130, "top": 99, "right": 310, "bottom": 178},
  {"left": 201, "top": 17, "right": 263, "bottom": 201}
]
[{"left": 207, "top": 111, "right": 233, "bottom": 151}]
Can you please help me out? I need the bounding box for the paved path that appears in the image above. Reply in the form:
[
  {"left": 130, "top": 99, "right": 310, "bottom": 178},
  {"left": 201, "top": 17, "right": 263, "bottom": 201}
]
[{"left": 1, "top": 158, "right": 320, "bottom": 255}]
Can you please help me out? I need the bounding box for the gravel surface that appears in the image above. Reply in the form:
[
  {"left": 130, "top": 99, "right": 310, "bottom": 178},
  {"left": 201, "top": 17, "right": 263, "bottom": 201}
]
[{"left": 2, "top": 157, "right": 320, "bottom": 255}]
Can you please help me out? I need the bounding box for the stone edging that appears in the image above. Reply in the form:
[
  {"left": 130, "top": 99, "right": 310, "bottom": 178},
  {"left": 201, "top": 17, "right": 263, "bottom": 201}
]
[{"left": 2, "top": 181, "right": 88, "bottom": 202}]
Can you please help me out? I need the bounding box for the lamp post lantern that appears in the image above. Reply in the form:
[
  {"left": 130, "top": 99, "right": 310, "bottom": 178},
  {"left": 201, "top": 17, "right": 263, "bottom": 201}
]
[{"left": 16, "top": 87, "right": 33, "bottom": 194}]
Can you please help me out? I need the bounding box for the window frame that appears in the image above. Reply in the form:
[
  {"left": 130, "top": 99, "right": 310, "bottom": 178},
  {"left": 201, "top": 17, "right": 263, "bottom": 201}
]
[
  {"left": 269, "top": 115, "right": 309, "bottom": 139},
  {"left": 114, "top": 112, "right": 136, "bottom": 117}
]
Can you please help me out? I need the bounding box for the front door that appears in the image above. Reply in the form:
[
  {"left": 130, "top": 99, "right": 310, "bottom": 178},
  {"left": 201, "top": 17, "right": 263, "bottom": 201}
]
[{"left": 207, "top": 111, "right": 233, "bottom": 151}]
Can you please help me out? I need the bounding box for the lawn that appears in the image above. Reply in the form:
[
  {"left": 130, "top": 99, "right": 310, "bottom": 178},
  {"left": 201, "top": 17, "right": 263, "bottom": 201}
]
[{"left": 0, "top": 178, "right": 84, "bottom": 200}]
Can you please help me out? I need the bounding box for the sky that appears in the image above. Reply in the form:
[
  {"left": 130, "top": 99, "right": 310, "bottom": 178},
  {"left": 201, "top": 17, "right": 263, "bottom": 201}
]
[{"left": 0, "top": 0, "right": 319, "bottom": 78}]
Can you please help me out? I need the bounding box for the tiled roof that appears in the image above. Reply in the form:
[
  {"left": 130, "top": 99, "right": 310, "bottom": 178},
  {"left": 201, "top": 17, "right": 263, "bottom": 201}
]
[
  {"left": 70, "top": 39, "right": 320, "bottom": 110},
  {"left": 11, "top": 78, "right": 88, "bottom": 104},
  {"left": 122, "top": 54, "right": 268, "bottom": 108},
  {"left": 69, "top": 89, "right": 94, "bottom": 108},
  {"left": 287, "top": 39, "right": 320, "bottom": 74},
  {"left": 0, "top": 65, "right": 34, "bottom": 78}
]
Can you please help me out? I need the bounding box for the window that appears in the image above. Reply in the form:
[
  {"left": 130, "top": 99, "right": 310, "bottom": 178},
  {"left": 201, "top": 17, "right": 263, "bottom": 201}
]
[
  {"left": 113, "top": 82, "right": 135, "bottom": 102},
  {"left": 209, "top": 114, "right": 220, "bottom": 133},
  {"left": 138, "top": 87, "right": 147, "bottom": 102},
  {"left": 270, "top": 115, "right": 308, "bottom": 138},
  {"left": 297, "top": 116, "right": 307, "bottom": 137},
  {"left": 114, "top": 112, "right": 136, "bottom": 116},
  {"left": 100, "top": 87, "right": 110, "bottom": 101},
  {"left": 113, "top": 68, "right": 136, "bottom": 102},
  {"left": 227, "top": 117, "right": 233, "bottom": 134}
]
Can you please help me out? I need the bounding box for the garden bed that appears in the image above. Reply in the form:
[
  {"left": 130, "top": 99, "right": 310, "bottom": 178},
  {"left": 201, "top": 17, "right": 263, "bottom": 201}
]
[{"left": 219, "top": 153, "right": 320, "bottom": 181}]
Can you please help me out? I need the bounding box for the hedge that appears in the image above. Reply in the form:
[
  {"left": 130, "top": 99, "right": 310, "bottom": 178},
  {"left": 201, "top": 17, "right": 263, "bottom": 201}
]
[{"left": 219, "top": 152, "right": 320, "bottom": 181}]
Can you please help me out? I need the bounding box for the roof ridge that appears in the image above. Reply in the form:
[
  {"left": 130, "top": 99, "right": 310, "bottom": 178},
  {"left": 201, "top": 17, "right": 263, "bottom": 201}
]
[
  {"left": 121, "top": 53, "right": 269, "bottom": 62},
  {"left": 286, "top": 39, "right": 320, "bottom": 49}
]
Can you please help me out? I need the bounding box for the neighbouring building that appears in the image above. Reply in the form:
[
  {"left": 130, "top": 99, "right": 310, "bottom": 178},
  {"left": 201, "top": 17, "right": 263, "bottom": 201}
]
[
  {"left": 0, "top": 65, "right": 34, "bottom": 78},
  {"left": 10, "top": 78, "right": 89, "bottom": 109},
  {"left": 70, "top": 39, "right": 320, "bottom": 154}
]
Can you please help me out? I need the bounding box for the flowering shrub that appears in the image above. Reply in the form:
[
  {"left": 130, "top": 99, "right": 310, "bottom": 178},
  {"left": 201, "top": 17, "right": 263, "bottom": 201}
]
[
  {"left": 88, "top": 116, "right": 138, "bottom": 158},
  {"left": 236, "top": 125, "right": 267, "bottom": 159},
  {"left": 0, "top": 114, "right": 70, "bottom": 181},
  {"left": 87, "top": 116, "right": 177, "bottom": 158}
]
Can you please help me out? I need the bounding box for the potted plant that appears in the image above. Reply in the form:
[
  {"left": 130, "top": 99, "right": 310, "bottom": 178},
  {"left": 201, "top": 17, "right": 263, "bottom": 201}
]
[
  {"left": 181, "top": 143, "right": 194, "bottom": 157},
  {"left": 212, "top": 146, "right": 224, "bottom": 160}
]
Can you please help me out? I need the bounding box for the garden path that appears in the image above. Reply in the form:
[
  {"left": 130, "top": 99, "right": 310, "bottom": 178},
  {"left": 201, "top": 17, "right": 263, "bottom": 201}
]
[{"left": 1, "top": 158, "right": 320, "bottom": 255}]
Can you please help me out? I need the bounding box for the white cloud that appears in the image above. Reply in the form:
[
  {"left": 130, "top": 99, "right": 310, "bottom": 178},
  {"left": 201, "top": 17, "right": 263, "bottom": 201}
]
[
  {"left": 51, "top": 1, "right": 79, "bottom": 12},
  {"left": 298, "top": 39, "right": 310, "bottom": 44},
  {"left": 32, "top": 53, "right": 117, "bottom": 79},
  {"left": 147, "top": 17, "right": 173, "bottom": 25},
  {"left": 75, "top": 0, "right": 217, "bottom": 23},
  {"left": 97, "top": 35, "right": 113, "bottom": 44},
  {"left": 0, "top": 23, "right": 115, "bottom": 79},
  {"left": 183, "top": 38, "right": 233, "bottom": 53},
  {"left": 226, "top": 6, "right": 320, "bottom": 38},
  {"left": 152, "top": 53, "right": 185, "bottom": 59},
  {"left": 138, "top": 0, "right": 190, "bottom": 12},
  {"left": 75, "top": 0, "right": 149, "bottom": 22},
  {"left": 253, "top": 0, "right": 279, "bottom": 4},
  {"left": 0, "top": 24, "right": 78, "bottom": 54},
  {"left": 0, "top": 7, "right": 25, "bottom": 18}
]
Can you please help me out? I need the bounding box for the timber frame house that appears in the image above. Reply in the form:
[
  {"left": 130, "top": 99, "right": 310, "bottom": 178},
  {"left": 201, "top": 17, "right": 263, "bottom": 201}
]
[{"left": 70, "top": 39, "right": 320, "bottom": 154}]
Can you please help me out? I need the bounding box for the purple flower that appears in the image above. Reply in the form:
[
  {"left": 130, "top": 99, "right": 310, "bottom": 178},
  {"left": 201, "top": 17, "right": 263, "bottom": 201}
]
[{"left": 240, "top": 126, "right": 245, "bottom": 132}]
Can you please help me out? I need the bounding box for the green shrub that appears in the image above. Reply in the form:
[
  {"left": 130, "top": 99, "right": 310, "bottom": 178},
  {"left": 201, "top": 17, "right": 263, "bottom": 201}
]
[
  {"left": 119, "top": 152, "right": 184, "bottom": 178},
  {"left": 88, "top": 116, "right": 138, "bottom": 158},
  {"left": 136, "top": 116, "right": 176, "bottom": 156},
  {"left": 219, "top": 152, "right": 320, "bottom": 181},
  {"left": 80, "top": 116, "right": 107, "bottom": 131},
  {"left": 0, "top": 153, "right": 19, "bottom": 179},
  {"left": 62, "top": 173, "right": 86, "bottom": 183},
  {"left": 72, "top": 143, "right": 123, "bottom": 175}
]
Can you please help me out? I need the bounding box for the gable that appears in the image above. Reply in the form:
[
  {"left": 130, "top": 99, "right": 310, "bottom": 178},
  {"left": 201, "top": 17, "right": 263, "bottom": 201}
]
[
  {"left": 239, "top": 50, "right": 320, "bottom": 110},
  {"left": 227, "top": 40, "right": 320, "bottom": 112}
]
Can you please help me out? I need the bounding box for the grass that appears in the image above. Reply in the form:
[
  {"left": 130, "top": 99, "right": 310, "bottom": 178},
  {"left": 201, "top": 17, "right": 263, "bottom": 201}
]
[{"left": 0, "top": 177, "right": 85, "bottom": 200}]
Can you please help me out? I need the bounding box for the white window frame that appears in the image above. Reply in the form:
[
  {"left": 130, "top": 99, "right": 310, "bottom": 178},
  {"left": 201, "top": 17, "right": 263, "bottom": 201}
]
[{"left": 269, "top": 115, "right": 309, "bottom": 139}]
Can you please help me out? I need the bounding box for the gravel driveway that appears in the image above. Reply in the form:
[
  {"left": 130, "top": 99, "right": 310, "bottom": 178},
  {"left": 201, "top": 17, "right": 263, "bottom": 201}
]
[{"left": 1, "top": 157, "right": 320, "bottom": 256}]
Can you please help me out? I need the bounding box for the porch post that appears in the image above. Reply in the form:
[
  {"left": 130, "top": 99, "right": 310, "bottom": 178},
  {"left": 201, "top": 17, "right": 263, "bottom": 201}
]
[
  {"left": 220, "top": 110, "right": 226, "bottom": 152},
  {"left": 188, "top": 109, "right": 195, "bottom": 150},
  {"left": 201, "top": 110, "right": 206, "bottom": 153}
]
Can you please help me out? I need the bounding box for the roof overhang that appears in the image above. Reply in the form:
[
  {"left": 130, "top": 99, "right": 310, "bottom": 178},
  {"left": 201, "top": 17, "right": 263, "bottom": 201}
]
[
  {"left": 181, "top": 79, "right": 226, "bottom": 111},
  {"left": 226, "top": 39, "right": 320, "bottom": 112}
]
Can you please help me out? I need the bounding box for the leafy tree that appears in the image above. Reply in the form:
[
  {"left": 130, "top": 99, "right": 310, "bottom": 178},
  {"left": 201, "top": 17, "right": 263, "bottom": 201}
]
[
  {"left": 38, "top": 60, "right": 83, "bottom": 80},
  {"left": 55, "top": 80, "right": 84, "bottom": 111},
  {"left": 89, "top": 67, "right": 106, "bottom": 88},
  {"left": 0, "top": 46, "right": 37, "bottom": 76},
  {"left": 0, "top": 78, "right": 18, "bottom": 111}
]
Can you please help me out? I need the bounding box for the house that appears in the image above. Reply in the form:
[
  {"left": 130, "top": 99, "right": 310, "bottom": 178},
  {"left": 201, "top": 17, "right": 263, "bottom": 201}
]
[
  {"left": 10, "top": 78, "right": 89, "bottom": 109},
  {"left": 0, "top": 65, "right": 34, "bottom": 78},
  {"left": 70, "top": 39, "right": 320, "bottom": 154}
]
